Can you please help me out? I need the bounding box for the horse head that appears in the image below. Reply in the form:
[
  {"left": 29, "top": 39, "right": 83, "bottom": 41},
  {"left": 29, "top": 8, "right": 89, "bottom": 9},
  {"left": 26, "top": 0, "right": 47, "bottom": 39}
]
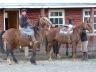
[
  {"left": 82, "top": 20, "right": 92, "bottom": 33},
  {"left": 39, "top": 15, "right": 52, "bottom": 28}
]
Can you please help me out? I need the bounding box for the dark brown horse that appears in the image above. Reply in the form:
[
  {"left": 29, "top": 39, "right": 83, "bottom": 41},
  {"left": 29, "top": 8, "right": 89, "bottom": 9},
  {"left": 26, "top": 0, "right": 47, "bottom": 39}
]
[
  {"left": 1, "top": 16, "right": 52, "bottom": 65},
  {"left": 45, "top": 20, "right": 92, "bottom": 60}
]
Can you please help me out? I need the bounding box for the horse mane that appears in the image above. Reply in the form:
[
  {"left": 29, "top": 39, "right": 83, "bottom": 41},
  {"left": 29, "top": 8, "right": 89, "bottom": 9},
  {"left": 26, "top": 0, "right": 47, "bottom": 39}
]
[
  {"left": 73, "top": 23, "right": 83, "bottom": 33},
  {"left": 35, "top": 19, "right": 40, "bottom": 31},
  {"left": 75, "top": 23, "right": 83, "bottom": 29}
]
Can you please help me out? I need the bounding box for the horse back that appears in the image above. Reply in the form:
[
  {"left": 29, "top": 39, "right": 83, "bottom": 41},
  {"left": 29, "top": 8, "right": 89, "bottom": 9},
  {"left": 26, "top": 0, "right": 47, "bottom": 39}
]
[{"left": 3, "top": 28, "right": 18, "bottom": 44}]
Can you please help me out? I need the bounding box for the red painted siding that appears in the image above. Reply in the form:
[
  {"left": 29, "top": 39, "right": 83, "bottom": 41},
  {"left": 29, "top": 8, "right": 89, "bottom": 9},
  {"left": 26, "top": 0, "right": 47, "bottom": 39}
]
[
  {"left": 27, "top": 8, "right": 48, "bottom": 24},
  {"left": 0, "top": 9, "right": 4, "bottom": 31},
  {"left": 65, "top": 8, "right": 83, "bottom": 25}
]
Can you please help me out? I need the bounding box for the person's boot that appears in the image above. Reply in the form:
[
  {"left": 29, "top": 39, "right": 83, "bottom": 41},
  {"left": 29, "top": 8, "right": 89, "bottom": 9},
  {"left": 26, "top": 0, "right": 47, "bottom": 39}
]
[
  {"left": 82, "top": 52, "right": 85, "bottom": 60},
  {"left": 84, "top": 52, "right": 88, "bottom": 61},
  {"left": 31, "top": 36, "right": 38, "bottom": 44}
]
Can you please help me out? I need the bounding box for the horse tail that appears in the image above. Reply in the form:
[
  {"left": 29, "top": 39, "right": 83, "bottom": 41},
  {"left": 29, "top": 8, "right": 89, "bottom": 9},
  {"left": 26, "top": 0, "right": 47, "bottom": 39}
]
[
  {"left": 45, "top": 35, "right": 48, "bottom": 53},
  {"left": 0, "top": 30, "right": 5, "bottom": 54}
]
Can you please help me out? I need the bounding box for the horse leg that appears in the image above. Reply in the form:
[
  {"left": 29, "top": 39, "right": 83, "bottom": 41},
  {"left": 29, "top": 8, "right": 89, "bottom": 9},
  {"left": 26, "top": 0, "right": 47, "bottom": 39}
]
[
  {"left": 30, "top": 45, "right": 37, "bottom": 65},
  {"left": 66, "top": 44, "right": 69, "bottom": 56},
  {"left": 6, "top": 48, "right": 12, "bottom": 65},
  {"left": 56, "top": 42, "right": 60, "bottom": 59},
  {"left": 72, "top": 43, "right": 77, "bottom": 60},
  {"left": 47, "top": 42, "right": 53, "bottom": 61},
  {"left": 10, "top": 49, "right": 18, "bottom": 64},
  {"left": 52, "top": 44, "right": 56, "bottom": 58}
]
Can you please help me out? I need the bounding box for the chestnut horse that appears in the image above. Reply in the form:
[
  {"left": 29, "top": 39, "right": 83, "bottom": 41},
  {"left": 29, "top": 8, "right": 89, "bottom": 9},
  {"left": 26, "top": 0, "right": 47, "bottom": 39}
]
[
  {"left": 45, "top": 20, "right": 92, "bottom": 60},
  {"left": 1, "top": 16, "right": 52, "bottom": 65}
]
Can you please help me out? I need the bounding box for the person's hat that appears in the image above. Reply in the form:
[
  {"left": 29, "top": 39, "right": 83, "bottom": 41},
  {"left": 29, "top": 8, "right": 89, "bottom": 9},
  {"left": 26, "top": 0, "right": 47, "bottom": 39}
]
[{"left": 21, "top": 9, "right": 27, "bottom": 12}]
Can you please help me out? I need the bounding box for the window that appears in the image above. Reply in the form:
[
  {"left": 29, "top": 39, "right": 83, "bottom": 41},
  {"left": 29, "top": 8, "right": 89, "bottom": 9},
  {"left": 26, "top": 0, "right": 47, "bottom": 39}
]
[
  {"left": 83, "top": 9, "right": 96, "bottom": 30},
  {"left": 48, "top": 10, "right": 65, "bottom": 26}
]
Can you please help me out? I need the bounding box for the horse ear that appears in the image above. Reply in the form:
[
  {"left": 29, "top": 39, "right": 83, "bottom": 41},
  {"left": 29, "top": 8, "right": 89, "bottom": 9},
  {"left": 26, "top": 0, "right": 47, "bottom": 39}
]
[
  {"left": 43, "top": 14, "right": 46, "bottom": 17},
  {"left": 39, "top": 15, "right": 42, "bottom": 18},
  {"left": 86, "top": 20, "right": 89, "bottom": 23}
]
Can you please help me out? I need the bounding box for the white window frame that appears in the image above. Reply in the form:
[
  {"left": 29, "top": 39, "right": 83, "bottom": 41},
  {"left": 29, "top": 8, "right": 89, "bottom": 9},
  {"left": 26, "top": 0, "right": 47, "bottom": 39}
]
[
  {"left": 83, "top": 9, "right": 96, "bottom": 31},
  {"left": 48, "top": 9, "right": 65, "bottom": 26}
]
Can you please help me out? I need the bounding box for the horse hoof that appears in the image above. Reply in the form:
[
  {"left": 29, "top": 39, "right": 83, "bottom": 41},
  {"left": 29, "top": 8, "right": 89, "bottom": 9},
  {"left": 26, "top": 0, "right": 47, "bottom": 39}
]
[
  {"left": 57, "top": 54, "right": 60, "bottom": 59},
  {"left": 16, "top": 62, "right": 19, "bottom": 64},
  {"left": 3, "top": 58, "right": 7, "bottom": 60},
  {"left": 52, "top": 53, "right": 55, "bottom": 58},
  {"left": 48, "top": 58, "right": 52, "bottom": 61},
  {"left": 31, "top": 62, "right": 37, "bottom": 65},
  {"left": 82, "top": 59, "right": 88, "bottom": 61},
  {"left": 8, "top": 63, "right": 12, "bottom": 65},
  {"left": 7, "top": 61, "right": 12, "bottom": 65},
  {"left": 73, "top": 59, "right": 76, "bottom": 61}
]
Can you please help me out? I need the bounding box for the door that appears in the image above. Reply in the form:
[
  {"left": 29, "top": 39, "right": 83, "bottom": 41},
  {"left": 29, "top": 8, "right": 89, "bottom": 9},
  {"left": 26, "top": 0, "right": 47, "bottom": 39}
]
[{"left": 8, "top": 11, "right": 19, "bottom": 29}]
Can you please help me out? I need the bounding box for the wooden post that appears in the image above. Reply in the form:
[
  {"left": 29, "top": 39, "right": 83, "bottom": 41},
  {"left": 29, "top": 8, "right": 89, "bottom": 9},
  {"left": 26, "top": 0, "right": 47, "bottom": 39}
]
[
  {"left": 40, "top": 8, "right": 46, "bottom": 54},
  {"left": 90, "top": 7, "right": 94, "bottom": 32},
  {"left": 40, "top": 8, "right": 45, "bottom": 16},
  {"left": 90, "top": 7, "right": 94, "bottom": 51},
  {"left": 23, "top": 47, "right": 29, "bottom": 56}
]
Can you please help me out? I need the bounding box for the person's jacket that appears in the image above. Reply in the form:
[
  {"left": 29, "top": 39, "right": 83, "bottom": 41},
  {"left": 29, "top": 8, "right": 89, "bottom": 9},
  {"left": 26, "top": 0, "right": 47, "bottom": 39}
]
[
  {"left": 81, "top": 30, "right": 88, "bottom": 42},
  {"left": 19, "top": 15, "right": 29, "bottom": 28}
]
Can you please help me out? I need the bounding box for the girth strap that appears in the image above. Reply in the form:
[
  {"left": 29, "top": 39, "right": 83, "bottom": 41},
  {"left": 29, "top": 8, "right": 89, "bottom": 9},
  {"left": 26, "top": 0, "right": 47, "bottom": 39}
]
[{"left": 67, "top": 31, "right": 71, "bottom": 43}]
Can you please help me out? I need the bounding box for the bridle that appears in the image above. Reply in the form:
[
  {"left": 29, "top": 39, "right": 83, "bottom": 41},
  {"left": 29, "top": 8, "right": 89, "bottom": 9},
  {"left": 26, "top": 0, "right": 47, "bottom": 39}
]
[
  {"left": 75, "top": 22, "right": 91, "bottom": 41},
  {"left": 76, "top": 23, "right": 91, "bottom": 31},
  {"left": 38, "top": 17, "right": 51, "bottom": 29}
]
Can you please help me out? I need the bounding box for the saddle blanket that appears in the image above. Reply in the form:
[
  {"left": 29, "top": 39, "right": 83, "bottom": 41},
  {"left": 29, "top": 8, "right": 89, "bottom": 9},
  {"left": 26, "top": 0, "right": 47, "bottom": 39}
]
[
  {"left": 59, "top": 26, "right": 73, "bottom": 36},
  {"left": 20, "top": 30, "right": 32, "bottom": 46},
  {"left": 20, "top": 29, "right": 30, "bottom": 38}
]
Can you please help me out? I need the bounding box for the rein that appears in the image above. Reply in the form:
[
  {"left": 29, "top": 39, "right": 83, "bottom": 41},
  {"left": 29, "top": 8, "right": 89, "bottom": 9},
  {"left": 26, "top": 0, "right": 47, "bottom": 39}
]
[{"left": 35, "top": 17, "right": 50, "bottom": 42}]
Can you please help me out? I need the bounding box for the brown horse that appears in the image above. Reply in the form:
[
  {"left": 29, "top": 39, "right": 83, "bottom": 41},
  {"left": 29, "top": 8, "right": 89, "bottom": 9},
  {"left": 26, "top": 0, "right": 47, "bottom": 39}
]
[
  {"left": 1, "top": 16, "right": 52, "bottom": 65},
  {"left": 45, "top": 20, "right": 92, "bottom": 60}
]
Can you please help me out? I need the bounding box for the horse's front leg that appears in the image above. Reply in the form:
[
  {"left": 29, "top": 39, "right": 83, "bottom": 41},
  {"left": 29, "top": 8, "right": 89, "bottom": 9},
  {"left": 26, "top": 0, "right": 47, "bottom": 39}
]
[
  {"left": 47, "top": 42, "right": 53, "bottom": 61},
  {"left": 72, "top": 42, "right": 77, "bottom": 60},
  {"left": 66, "top": 44, "right": 69, "bottom": 56},
  {"left": 56, "top": 42, "right": 61, "bottom": 59},
  {"left": 6, "top": 48, "right": 11, "bottom": 65},
  {"left": 10, "top": 47, "right": 18, "bottom": 64},
  {"left": 30, "top": 45, "right": 37, "bottom": 65}
]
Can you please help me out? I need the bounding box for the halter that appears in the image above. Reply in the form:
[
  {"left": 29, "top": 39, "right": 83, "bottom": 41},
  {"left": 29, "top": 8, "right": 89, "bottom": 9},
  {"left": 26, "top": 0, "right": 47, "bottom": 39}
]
[
  {"left": 76, "top": 23, "right": 91, "bottom": 31},
  {"left": 38, "top": 17, "right": 51, "bottom": 42},
  {"left": 38, "top": 17, "right": 51, "bottom": 29},
  {"left": 75, "top": 22, "right": 91, "bottom": 41}
]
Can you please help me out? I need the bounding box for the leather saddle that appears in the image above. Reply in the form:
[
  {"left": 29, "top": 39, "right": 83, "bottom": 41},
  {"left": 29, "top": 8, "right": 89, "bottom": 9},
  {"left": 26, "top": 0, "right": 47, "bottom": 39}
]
[
  {"left": 20, "top": 29, "right": 32, "bottom": 46},
  {"left": 59, "top": 25, "right": 73, "bottom": 36}
]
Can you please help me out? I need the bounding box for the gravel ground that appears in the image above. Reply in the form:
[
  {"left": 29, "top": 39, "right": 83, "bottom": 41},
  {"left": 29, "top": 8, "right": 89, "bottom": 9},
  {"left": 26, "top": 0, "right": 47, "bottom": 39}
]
[
  {"left": 0, "top": 48, "right": 96, "bottom": 72},
  {"left": 0, "top": 59, "right": 96, "bottom": 72}
]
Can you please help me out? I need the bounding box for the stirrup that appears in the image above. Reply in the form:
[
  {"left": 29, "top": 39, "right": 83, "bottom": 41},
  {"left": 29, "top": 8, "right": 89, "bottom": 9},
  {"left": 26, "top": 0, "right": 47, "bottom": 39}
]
[
  {"left": 34, "top": 41, "right": 38, "bottom": 44},
  {"left": 68, "top": 39, "right": 71, "bottom": 43}
]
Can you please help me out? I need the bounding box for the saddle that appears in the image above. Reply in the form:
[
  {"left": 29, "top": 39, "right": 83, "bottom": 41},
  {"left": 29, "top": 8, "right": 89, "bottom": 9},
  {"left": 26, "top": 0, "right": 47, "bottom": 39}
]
[
  {"left": 20, "top": 29, "right": 31, "bottom": 38},
  {"left": 20, "top": 29, "right": 32, "bottom": 46},
  {"left": 59, "top": 25, "right": 73, "bottom": 36},
  {"left": 59, "top": 25, "right": 74, "bottom": 43}
]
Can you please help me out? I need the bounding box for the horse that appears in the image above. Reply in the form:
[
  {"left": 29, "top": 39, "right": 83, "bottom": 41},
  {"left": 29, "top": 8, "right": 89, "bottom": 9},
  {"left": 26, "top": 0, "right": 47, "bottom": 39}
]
[
  {"left": 45, "top": 20, "right": 92, "bottom": 60},
  {"left": 0, "top": 15, "right": 52, "bottom": 65}
]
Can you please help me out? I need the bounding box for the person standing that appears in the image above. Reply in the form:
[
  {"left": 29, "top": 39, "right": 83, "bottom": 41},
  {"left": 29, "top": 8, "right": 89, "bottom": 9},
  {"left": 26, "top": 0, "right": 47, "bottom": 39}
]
[{"left": 81, "top": 30, "right": 88, "bottom": 61}]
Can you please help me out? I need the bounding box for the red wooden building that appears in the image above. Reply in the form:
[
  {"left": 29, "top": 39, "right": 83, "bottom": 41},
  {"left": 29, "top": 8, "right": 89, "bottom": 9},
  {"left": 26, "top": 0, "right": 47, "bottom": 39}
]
[{"left": 0, "top": 3, "right": 96, "bottom": 52}]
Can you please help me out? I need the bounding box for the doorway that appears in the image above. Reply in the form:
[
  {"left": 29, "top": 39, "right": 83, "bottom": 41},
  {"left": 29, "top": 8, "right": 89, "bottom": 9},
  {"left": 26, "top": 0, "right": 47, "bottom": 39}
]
[{"left": 4, "top": 10, "right": 19, "bottom": 30}]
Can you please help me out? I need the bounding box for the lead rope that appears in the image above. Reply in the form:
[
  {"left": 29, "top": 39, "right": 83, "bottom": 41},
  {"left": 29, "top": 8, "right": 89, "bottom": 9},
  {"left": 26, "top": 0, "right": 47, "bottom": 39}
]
[
  {"left": 76, "top": 29, "right": 79, "bottom": 41},
  {"left": 36, "top": 29, "right": 43, "bottom": 42}
]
